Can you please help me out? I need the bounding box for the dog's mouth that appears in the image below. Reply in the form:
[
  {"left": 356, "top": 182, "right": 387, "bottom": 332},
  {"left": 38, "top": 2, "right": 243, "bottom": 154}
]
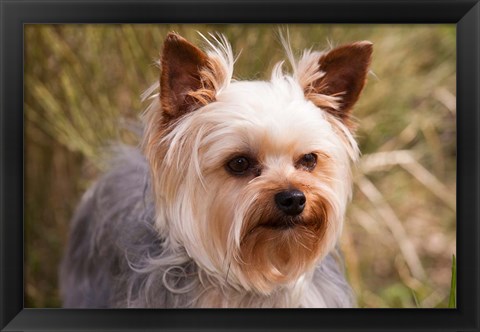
[
  {"left": 259, "top": 217, "right": 307, "bottom": 230},
  {"left": 240, "top": 217, "right": 306, "bottom": 243}
]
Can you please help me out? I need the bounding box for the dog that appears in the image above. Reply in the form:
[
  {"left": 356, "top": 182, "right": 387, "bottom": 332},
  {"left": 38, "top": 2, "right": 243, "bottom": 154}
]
[{"left": 60, "top": 32, "right": 372, "bottom": 308}]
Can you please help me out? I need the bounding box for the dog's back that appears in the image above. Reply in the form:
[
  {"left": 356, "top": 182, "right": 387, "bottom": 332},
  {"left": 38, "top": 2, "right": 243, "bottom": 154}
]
[{"left": 59, "top": 147, "right": 159, "bottom": 307}]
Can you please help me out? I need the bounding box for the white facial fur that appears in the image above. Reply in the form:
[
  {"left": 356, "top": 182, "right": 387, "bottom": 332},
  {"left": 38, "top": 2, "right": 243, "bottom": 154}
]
[
  {"left": 153, "top": 74, "right": 357, "bottom": 293},
  {"left": 142, "top": 33, "right": 370, "bottom": 297}
]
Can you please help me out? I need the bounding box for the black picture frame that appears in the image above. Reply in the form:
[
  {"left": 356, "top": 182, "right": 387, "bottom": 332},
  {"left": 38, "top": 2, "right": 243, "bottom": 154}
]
[{"left": 1, "top": 0, "right": 479, "bottom": 331}]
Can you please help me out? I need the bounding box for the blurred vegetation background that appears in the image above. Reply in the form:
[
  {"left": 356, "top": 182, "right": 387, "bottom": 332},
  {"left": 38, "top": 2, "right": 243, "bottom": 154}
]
[{"left": 24, "top": 24, "right": 456, "bottom": 308}]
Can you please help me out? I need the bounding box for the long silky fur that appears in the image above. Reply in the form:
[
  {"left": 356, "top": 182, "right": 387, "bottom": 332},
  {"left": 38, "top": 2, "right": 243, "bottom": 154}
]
[{"left": 60, "top": 146, "right": 354, "bottom": 308}]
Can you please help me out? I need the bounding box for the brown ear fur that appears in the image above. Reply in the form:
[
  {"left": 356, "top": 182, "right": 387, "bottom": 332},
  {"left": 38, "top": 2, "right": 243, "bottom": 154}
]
[
  {"left": 311, "top": 41, "right": 372, "bottom": 122},
  {"left": 160, "top": 33, "right": 211, "bottom": 123}
]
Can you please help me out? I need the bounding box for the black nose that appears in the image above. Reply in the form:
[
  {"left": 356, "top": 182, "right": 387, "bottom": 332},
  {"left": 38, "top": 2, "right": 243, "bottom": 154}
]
[{"left": 274, "top": 189, "right": 306, "bottom": 216}]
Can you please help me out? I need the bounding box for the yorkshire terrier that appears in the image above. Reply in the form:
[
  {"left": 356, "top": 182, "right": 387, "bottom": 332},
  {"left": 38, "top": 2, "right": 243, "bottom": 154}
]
[{"left": 60, "top": 32, "right": 372, "bottom": 308}]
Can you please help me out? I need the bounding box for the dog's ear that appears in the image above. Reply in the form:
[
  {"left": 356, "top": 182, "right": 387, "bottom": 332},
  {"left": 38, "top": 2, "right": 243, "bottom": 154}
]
[
  {"left": 160, "top": 33, "right": 214, "bottom": 123},
  {"left": 307, "top": 41, "right": 372, "bottom": 124}
]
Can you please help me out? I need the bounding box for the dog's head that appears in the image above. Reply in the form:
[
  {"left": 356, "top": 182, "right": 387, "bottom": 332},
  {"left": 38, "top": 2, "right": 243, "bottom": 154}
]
[{"left": 143, "top": 32, "right": 372, "bottom": 294}]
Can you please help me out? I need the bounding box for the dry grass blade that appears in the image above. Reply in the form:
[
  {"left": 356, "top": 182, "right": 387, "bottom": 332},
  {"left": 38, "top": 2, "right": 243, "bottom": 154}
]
[
  {"left": 401, "top": 162, "right": 456, "bottom": 211},
  {"left": 433, "top": 87, "right": 456, "bottom": 115},
  {"left": 348, "top": 206, "right": 381, "bottom": 235},
  {"left": 360, "top": 150, "right": 415, "bottom": 172},
  {"left": 377, "top": 122, "right": 419, "bottom": 152},
  {"left": 355, "top": 176, "right": 427, "bottom": 281},
  {"left": 360, "top": 150, "right": 455, "bottom": 211}
]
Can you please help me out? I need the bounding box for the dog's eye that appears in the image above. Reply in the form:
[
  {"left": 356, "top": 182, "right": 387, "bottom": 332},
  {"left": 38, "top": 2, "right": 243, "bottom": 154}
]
[
  {"left": 297, "top": 153, "right": 317, "bottom": 171},
  {"left": 227, "top": 156, "right": 251, "bottom": 175}
]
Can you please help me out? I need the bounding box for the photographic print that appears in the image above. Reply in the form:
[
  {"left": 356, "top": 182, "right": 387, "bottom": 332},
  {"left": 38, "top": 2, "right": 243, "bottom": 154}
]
[{"left": 24, "top": 24, "right": 456, "bottom": 309}]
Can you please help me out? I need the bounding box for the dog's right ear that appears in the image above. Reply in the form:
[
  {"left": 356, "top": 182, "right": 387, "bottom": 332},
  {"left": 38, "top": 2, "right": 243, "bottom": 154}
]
[{"left": 160, "top": 33, "right": 214, "bottom": 123}]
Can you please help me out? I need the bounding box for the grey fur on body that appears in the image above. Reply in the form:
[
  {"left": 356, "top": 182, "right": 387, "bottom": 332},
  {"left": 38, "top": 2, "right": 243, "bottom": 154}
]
[{"left": 60, "top": 147, "right": 354, "bottom": 308}]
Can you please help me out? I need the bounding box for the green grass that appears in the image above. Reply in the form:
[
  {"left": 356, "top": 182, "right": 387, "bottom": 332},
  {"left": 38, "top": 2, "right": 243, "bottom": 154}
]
[
  {"left": 448, "top": 255, "right": 456, "bottom": 308},
  {"left": 25, "top": 24, "right": 456, "bottom": 308}
]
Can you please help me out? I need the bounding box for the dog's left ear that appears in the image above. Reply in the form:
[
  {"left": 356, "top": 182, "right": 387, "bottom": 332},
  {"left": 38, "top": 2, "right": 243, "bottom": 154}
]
[
  {"left": 160, "top": 33, "right": 215, "bottom": 124},
  {"left": 306, "top": 41, "right": 372, "bottom": 124}
]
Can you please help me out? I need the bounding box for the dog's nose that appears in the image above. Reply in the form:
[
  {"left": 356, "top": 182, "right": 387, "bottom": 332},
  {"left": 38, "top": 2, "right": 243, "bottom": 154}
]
[{"left": 274, "top": 189, "right": 306, "bottom": 216}]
